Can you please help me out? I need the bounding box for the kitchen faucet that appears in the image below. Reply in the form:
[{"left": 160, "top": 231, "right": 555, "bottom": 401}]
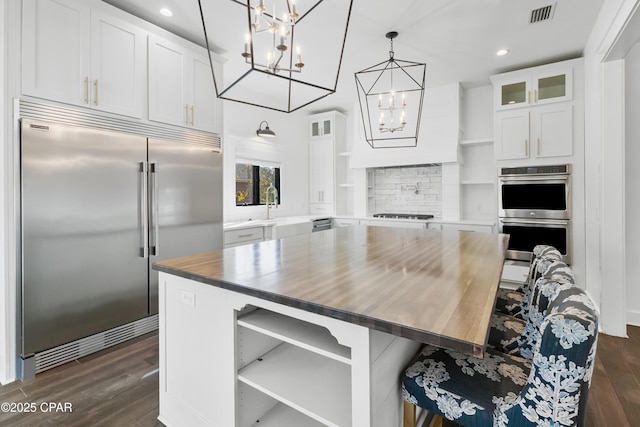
[{"left": 266, "top": 184, "right": 278, "bottom": 219}]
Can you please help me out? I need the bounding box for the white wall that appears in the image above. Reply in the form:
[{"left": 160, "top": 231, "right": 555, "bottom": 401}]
[
  {"left": 0, "top": 0, "right": 10, "bottom": 384},
  {"left": 625, "top": 42, "right": 640, "bottom": 326},
  {"left": 0, "top": 0, "right": 21, "bottom": 385},
  {"left": 583, "top": 0, "right": 640, "bottom": 336},
  {"left": 461, "top": 86, "right": 493, "bottom": 140},
  {"left": 222, "top": 101, "right": 310, "bottom": 222}
]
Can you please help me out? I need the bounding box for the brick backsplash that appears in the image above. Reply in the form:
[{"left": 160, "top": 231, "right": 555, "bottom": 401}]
[{"left": 371, "top": 164, "right": 442, "bottom": 217}]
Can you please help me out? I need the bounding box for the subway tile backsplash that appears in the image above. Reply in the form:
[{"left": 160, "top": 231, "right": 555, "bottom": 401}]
[{"left": 371, "top": 164, "right": 442, "bottom": 217}]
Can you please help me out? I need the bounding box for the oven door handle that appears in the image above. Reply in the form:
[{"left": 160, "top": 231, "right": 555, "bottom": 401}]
[
  {"left": 499, "top": 218, "right": 570, "bottom": 226},
  {"left": 499, "top": 175, "right": 569, "bottom": 183}
]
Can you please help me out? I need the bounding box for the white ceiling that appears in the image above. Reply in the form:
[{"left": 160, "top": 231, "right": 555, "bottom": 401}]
[{"left": 103, "top": 0, "right": 604, "bottom": 113}]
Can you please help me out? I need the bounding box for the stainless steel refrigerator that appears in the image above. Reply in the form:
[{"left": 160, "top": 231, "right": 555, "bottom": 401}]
[{"left": 20, "top": 118, "right": 223, "bottom": 361}]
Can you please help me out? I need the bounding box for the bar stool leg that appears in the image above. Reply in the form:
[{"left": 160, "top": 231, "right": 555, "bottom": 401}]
[{"left": 403, "top": 401, "right": 416, "bottom": 427}]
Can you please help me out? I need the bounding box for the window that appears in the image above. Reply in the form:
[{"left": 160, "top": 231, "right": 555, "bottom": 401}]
[{"left": 236, "top": 163, "right": 281, "bottom": 206}]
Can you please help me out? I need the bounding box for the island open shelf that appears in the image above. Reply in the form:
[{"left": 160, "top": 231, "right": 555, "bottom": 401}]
[
  {"left": 246, "top": 402, "right": 327, "bottom": 427},
  {"left": 238, "top": 343, "right": 352, "bottom": 426},
  {"left": 237, "top": 308, "right": 351, "bottom": 364}
]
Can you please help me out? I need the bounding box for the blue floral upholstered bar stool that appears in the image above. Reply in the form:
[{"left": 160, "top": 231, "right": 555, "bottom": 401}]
[
  {"left": 494, "top": 245, "right": 562, "bottom": 319},
  {"left": 488, "top": 260, "right": 575, "bottom": 356},
  {"left": 402, "top": 284, "right": 598, "bottom": 427}
]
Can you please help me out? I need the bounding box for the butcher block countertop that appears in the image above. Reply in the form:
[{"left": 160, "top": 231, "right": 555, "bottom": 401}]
[{"left": 154, "top": 225, "right": 509, "bottom": 357}]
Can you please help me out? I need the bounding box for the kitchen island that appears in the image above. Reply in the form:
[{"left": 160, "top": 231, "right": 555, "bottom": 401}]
[{"left": 154, "top": 225, "right": 509, "bottom": 427}]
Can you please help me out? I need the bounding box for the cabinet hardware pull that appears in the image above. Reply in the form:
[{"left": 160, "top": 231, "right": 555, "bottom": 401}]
[
  {"left": 84, "top": 77, "right": 89, "bottom": 104},
  {"left": 525, "top": 139, "right": 529, "bottom": 157},
  {"left": 95, "top": 79, "right": 99, "bottom": 106},
  {"left": 537, "top": 138, "right": 540, "bottom": 156},
  {"left": 238, "top": 234, "right": 254, "bottom": 238},
  {"left": 534, "top": 89, "right": 537, "bottom": 103},
  {"left": 191, "top": 105, "right": 195, "bottom": 126},
  {"left": 185, "top": 104, "right": 189, "bottom": 124},
  {"left": 527, "top": 90, "right": 530, "bottom": 104}
]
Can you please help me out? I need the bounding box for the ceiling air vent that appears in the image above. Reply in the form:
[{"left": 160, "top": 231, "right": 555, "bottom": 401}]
[{"left": 529, "top": 3, "right": 556, "bottom": 23}]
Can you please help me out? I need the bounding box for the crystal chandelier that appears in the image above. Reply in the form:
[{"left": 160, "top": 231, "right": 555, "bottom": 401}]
[
  {"left": 355, "top": 31, "right": 426, "bottom": 148},
  {"left": 241, "top": 0, "right": 304, "bottom": 74},
  {"left": 197, "top": 0, "right": 354, "bottom": 113}
]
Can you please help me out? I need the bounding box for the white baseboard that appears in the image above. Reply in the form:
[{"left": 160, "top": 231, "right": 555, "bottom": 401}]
[{"left": 627, "top": 309, "right": 640, "bottom": 327}]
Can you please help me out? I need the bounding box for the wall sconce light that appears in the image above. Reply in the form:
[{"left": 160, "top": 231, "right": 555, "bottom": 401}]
[{"left": 256, "top": 121, "right": 276, "bottom": 138}]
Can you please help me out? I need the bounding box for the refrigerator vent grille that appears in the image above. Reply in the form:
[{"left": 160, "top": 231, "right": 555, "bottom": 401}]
[
  {"left": 19, "top": 99, "right": 221, "bottom": 149},
  {"left": 34, "top": 315, "right": 158, "bottom": 373}
]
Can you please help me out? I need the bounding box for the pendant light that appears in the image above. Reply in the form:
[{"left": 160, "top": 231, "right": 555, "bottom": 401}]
[
  {"left": 198, "top": 0, "right": 354, "bottom": 113},
  {"left": 355, "top": 31, "right": 426, "bottom": 148}
]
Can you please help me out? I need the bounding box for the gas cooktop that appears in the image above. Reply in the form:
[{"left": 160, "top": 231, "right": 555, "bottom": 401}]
[{"left": 373, "top": 213, "right": 434, "bottom": 220}]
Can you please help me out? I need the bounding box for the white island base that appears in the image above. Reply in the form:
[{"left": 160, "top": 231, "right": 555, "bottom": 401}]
[{"left": 158, "top": 273, "right": 421, "bottom": 427}]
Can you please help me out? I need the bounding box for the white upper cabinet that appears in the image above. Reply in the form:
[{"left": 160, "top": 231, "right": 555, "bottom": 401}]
[
  {"left": 494, "top": 68, "right": 573, "bottom": 111},
  {"left": 89, "top": 9, "right": 146, "bottom": 117},
  {"left": 148, "top": 35, "right": 220, "bottom": 134},
  {"left": 22, "top": 0, "right": 91, "bottom": 107},
  {"left": 310, "top": 116, "right": 333, "bottom": 138},
  {"left": 495, "top": 105, "right": 573, "bottom": 160},
  {"left": 147, "top": 35, "right": 187, "bottom": 127},
  {"left": 22, "top": 0, "right": 146, "bottom": 118},
  {"left": 492, "top": 59, "right": 579, "bottom": 161}
]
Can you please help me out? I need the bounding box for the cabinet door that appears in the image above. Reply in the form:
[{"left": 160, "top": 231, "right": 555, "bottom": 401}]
[
  {"left": 22, "top": 0, "right": 91, "bottom": 106},
  {"left": 309, "top": 139, "right": 325, "bottom": 203},
  {"left": 190, "top": 54, "right": 219, "bottom": 133},
  {"left": 310, "top": 116, "right": 333, "bottom": 138},
  {"left": 532, "top": 104, "right": 573, "bottom": 158},
  {"left": 532, "top": 69, "right": 573, "bottom": 105},
  {"left": 496, "top": 111, "right": 529, "bottom": 160},
  {"left": 309, "top": 138, "right": 334, "bottom": 204},
  {"left": 90, "top": 10, "right": 146, "bottom": 118},
  {"left": 148, "top": 35, "right": 188, "bottom": 127},
  {"left": 321, "top": 118, "right": 332, "bottom": 137},
  {"left": 495, "top": 78, "right": 529, "bottom": 110},
  {"left": 310, "top": 120, "right": 322, "bottom": 138}
]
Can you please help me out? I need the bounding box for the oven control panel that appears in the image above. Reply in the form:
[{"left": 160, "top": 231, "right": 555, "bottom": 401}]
[{"left": 500, "top": 164, "right": 571, "bottom": 176}]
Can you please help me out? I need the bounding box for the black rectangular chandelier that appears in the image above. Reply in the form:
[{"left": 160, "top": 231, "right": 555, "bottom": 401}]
[
  {"left": 355, "top": 31, "right": 426, "bottom": 148},
  {"left": 198, "top": 0, "right": 353, "bottom": 113}
]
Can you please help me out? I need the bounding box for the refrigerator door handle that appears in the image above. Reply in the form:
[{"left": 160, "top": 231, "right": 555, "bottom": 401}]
[
  {"left": 150, "top": 163, "right": 160, "bottom": 256},
  {"left": 139, "top": 162, "right": 149, "bottom": 258}
]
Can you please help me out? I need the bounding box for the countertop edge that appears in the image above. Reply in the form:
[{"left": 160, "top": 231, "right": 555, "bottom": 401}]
[{"left": 153, "top": 262, "right": 486, "bottom": 356}]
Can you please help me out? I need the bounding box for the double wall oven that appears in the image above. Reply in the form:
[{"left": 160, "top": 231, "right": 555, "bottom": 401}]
[{"left": 498, "top": 164, "right": 571, "bottom": 263}]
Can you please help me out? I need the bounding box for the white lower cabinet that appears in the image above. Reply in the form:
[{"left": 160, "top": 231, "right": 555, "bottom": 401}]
[
  {"left": 332, "top": 218, "right": 360, "bottom": 227},
  {"left": 428, "top": 222, "right": 495, "bottom": 233},
  {"left": 224, "top": 227, "right": 264, "bottom": 248},
  {"left": 360, "top": 219, "right": 427, "bottom": 229}
]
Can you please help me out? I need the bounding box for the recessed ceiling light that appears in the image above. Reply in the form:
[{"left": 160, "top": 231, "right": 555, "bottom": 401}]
[
  {"left": 496, "top": 49, "right": 510, "bottom": 56},
  {"left": 160, "top": 8, "right": 173, "bottom": 17}
]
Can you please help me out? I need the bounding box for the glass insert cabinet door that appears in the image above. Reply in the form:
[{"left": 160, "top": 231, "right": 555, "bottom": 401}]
[
  {"left": 310, "top": 118, "right": 332, "bottom": 137},
  {"left": 497, "top": 69, "right": 572, "bottom": 110}
]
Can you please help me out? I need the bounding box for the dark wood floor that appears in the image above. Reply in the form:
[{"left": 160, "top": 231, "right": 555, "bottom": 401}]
[
  {"left": 0, "top": 327, "right": 638, "bottom": 426},
  {"left": 0, "top": 332, "right": 161, "bottom": 427}
]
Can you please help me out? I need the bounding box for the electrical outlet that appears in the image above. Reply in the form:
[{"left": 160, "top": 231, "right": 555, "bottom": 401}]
[{"left": 180, "top": 290, "right": 195, "bottom": 307}]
